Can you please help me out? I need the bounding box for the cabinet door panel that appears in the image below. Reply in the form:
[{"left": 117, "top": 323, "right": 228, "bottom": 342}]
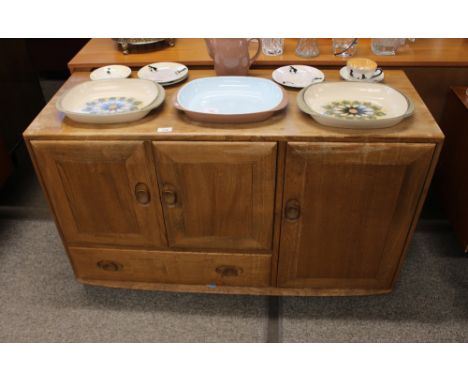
[
  {"left": 278, "top": 142, "right": 434, "bottom": 289},
  {"left": 153, "top": 142, "right": 277, "bottom": 251},
  {"left": 32, "top": 141, "right": 166, "bottom": 247}
]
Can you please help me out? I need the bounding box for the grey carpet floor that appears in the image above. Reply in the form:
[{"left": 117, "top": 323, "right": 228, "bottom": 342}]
[
  {"left": 280, "top": 225, "right": 468, "bottom": 342},
  {"left": 0, "top": 217, "right": 467, "bottom": 342}
]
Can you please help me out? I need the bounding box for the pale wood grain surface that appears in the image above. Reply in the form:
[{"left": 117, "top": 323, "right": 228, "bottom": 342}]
[
  {"left": 24, "top": 69, "right": 444, "bottom": 143},
  {"left": 31, "top": 140, "right": 167, "bottom": 247},
  {"left": 153, "top": 141, "right": 277, "bottom": 251},
  {"left": 77, "top": 277, "right": 392, "bottom": 296},
  {"left": 69, "top": 247, "right": 272, "bottom": 287},
  {"left": 68, "top": 38, "right": 468, "bottom": 71},
  {"left": 277, "top": 142, "right": 434, "bottom": 289}
]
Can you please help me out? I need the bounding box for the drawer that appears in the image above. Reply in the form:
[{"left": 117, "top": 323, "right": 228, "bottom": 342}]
[{"left": 68, "top": 247, "right": 272, "bottom": 287}]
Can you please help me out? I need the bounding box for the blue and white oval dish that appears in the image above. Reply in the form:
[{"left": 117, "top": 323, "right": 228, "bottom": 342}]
[{"left": 175, "top": 76, "right": 288, "bottom": 123}]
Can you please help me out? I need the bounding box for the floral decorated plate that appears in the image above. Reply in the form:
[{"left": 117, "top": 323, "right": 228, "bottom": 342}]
[
  {"left": 90, "top": 65, "right": 132, "bottom": 80},
  {"left": 272, "top": 65, "right": 325, "bottom": 88},
  {"left": 297, "top": 81, "right": 413, "bottom": 129},
  {"left": 56, "top": 78, "right": 164, "bottom": 124}
]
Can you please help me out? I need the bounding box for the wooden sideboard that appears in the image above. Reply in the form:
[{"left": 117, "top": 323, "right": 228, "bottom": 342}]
[
  {"left": 0, "top": 136, "right": 12, "bottom": 187},
  {"left": 23, "top": 69, "right": 444, "bottom": 296}
]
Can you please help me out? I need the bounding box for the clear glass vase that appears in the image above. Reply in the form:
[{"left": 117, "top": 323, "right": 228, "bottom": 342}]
[
  {"left": 261, "top": 38, "right": 284, "bottom": 56},
  {"left": 295, "top": 38, "right": 320, "bottom": 57},
  {"left": 371, "top": 38, "right": 407, "bottom": 56},
  {"left": 332, "top": 38, "right": 358, "bottom": 57}
]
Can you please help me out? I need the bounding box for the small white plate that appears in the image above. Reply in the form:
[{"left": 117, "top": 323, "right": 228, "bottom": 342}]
[
  {"left": 272, "top": 65, "right": 325, "bottom": 88},
  {"left": 159, "top": 72, "right": 189, "bottom": 87},
  {"left": 340, "top": 66, "right": 384, "bottom": 82},
  {"left": 90, "top": 65, "right": 131, "bottom": 81},
  {"left": 138, "top": 62, "right": 188, "bottom": 85}
]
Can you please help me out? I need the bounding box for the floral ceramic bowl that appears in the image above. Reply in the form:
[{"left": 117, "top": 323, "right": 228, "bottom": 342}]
[
  {"left": 56, "top": 79, "right": 164, "bottom": 124},
  {"left": 297, "top": 82, "right": 414, "bottom": 129}
]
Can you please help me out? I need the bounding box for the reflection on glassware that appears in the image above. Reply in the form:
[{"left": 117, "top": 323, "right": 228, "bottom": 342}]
[
  {"left": 262, "top": 38, "right": 284, "bottom": 56},
  {"left": 332, "top": 38, "right": 358, "bottom": 57},
  {"left": 371, "top": 38, "right": 407, "bottom": 56},
  {"left": 295, "top": 38, "right": 320, "bottom": 57}
]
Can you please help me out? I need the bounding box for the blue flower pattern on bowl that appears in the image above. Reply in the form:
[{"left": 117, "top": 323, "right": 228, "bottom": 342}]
[
  {"left": 81, "top": 97, "right": 143, "bottom": 115},
  {"left": 323, "top": 100, "right": 386, "bottom": 120}
]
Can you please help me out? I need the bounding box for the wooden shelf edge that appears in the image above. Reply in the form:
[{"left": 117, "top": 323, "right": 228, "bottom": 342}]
[{"left": 77, "top": 277, "right": 392, "bottom": 297}]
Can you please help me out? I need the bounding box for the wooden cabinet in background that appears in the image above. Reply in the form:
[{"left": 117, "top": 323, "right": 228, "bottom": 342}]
[
  {"left": 0, "top": 136, "right": 13, "bottom": 187},
  {"left": 24, "top": 69, "right": 444, "bottom": 296},
  {"left": 435, "top": 86, "right": 468, "bottom": 252}
]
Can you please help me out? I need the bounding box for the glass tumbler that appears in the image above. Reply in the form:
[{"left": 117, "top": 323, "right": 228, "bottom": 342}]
[
  {"left": 371, "top": 38, "right": 406, "bottom": 55},
  {"left": 295, "top": 38, "right": 320, "bottom": 57},
  {"left": 261, "top": 38, "right": 284, "bottom": 56},
  {"left": 332, "top": 38, "right": 358, "bottom": 57}
]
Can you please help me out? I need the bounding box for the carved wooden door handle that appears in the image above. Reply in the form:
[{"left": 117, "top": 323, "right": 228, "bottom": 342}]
[
  {"left": 162, "top": 185, "right": 177, "bottom": 206},
  {"left": 97, "top": 260, "right": 123, "bottom": 272},
  {"left": 285, "top": 199, "right": 301, "bottom": 221},
  {"left": 215, "top": 265, "right": 243, "bottom": 277},
  {"left": 135, "top": 183, "right": 151, "bottom": 205}
]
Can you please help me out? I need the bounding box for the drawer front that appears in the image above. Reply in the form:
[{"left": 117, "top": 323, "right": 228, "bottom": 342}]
[{"left": 69, "top": 247, "right": 272, "bottom": 287}]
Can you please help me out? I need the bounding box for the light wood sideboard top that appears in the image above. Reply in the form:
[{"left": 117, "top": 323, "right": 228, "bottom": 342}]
[
  {"left": 24, "top": 69, "right": 443, "bottom": 143},
  {"left": 68, "top": 38, "right": 468, "bottom": 72}
]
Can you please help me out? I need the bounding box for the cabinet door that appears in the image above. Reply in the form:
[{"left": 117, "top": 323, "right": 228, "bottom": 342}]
[
  {"left": 153, "top": 142, "right": 277, "bottom": 251},
  {"left": 278, "top": 142, "right": 434, "bottom": 289},
  {"left": 31, "top": 141, "right": 167, "bottom": 247}
]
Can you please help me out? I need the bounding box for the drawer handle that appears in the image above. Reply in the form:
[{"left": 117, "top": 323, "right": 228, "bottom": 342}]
[
  {"left": 162, "top": 187, "right": 177, "bottom": 206},
  {"left": 97, "top": 260, "right": 123, "bottom": 272},
  {"left": 135, "top": 183, "right": 151, "bottom": 205},
  {"left": 215, "top": 265, "right": 243, "bottom": 277},
  {"left": 285, "top": 199, "right": 301, "bottom": 221}
]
